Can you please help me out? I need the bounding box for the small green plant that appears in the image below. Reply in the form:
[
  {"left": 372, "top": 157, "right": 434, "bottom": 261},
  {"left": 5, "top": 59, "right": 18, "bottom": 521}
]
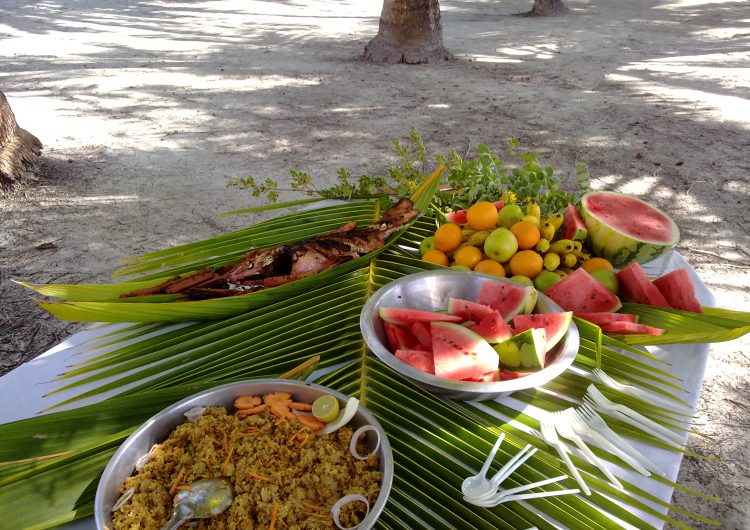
[{"left": 227, "top": 129, "right": 590, "bottom": 216}]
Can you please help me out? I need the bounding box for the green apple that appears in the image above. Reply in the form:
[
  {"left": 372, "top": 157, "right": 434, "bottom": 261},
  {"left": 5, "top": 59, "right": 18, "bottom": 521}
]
[
  {"left": 497, "top": 204, "right": 525, "bottom": 229},
  {"left": 451, "top": 264, "right": 472, "bottom": 271},
  {"left": 510, "top": 275, "right": 534, "bottom": 287},
  {"left": 419, "top": 236, "right": 436, "bottom": 256},
  {"left": 483, "top": 228, "right": 518, "bottom": 263},
  {"left": 591, "top": 269, "right": 619, "bottom": 294},
  {"left": 534, "top": 270, "right": 562, "bottom": 292}
]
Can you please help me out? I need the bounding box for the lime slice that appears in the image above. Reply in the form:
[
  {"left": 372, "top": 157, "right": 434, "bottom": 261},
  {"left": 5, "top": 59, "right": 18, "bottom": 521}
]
[{"left": 312, "top": 395, "right": 340, "bottom": 423}]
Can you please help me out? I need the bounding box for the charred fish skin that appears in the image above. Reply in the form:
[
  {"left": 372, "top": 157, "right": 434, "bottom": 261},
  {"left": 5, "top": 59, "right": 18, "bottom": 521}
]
[{"left": 120, "top": 198, "right": 418, "bottom": 299}]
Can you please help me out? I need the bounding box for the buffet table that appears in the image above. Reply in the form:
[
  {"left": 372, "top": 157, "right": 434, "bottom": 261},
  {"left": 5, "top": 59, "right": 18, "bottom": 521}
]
[{"left": 0, "top": 251, "right": 716, "bottom": 530}]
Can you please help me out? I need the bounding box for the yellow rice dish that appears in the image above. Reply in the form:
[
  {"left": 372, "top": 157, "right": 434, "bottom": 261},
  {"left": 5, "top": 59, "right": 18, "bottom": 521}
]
[{"left": 111, "top": 394, "right": 381, "bottom": 530}]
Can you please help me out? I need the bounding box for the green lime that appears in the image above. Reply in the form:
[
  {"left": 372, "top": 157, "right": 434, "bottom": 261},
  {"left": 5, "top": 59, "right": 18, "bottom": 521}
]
[
  {"left": 419, "top": 236, "right": 436, "bottom": 257},
  {"left": 509, "top": 275, "right": 534, "bottom": 287},
  {"left": 312, "top": 394, "right": 340, "bottom": 423},
  {"left": 497, "top": 204, "right": 524, "bottom": 228}
]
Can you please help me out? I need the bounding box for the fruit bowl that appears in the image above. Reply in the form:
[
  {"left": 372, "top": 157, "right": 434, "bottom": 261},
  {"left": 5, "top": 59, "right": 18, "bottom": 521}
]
[
  {"left": 360, "top": 270, "right": 579, "bottom": 401},
  {"left": 94, "top": 380, "right": 393, "bottom": 530}
]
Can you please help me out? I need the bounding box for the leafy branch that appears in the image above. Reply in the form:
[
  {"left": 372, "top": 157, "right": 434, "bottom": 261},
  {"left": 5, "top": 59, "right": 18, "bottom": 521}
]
[{"left": 227, "top": 128, "right": 590, "bottom": 216}]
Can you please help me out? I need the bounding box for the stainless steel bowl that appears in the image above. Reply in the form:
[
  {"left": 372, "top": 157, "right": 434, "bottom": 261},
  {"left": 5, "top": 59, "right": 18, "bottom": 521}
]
[
  {"left": 360, "top": 270, "right": 579, "bottom": 401},
  {"left": 95, "top": 379, "right": 393, "bottom": 529}
]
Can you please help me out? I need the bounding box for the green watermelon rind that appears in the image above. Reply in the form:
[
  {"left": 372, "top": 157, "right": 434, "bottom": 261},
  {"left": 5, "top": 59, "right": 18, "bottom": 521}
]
[
  {"left": 580, "top": 192, "right": 680, "bottom": 267},
  {"left": 512, "top": 311, "right": 573, "bottom": 352},
  {"left": 493, "top": 328, "right": 547, "bottom": 369}
]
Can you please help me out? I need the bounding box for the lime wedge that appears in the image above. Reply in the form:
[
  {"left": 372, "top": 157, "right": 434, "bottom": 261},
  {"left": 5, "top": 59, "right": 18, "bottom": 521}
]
[{"left": 312, "top": 395, "right": 340, "bottom": 423}]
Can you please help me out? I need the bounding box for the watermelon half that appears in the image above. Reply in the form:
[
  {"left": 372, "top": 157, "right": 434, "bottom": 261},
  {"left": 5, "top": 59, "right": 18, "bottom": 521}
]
[
  {"left": 431, "top": 322, "right": 499, "bottom": 381},
  {"left": 653, "top": 268, "right": 702, "bottom": 313},
  {"left": 477, "top": 281, "right": 537, "bottom": 321},
  {"left": 616, "top": 262, "right": 671, "bottom": 308},
  {"left": 580, "top": 191, "right": 680, "bottom": 267},
  {"left": 544, "top": 268, "right": 622, "bottom": 314},
  {"left": 512, "top": 311, "right": 572, "bottom": 352}
]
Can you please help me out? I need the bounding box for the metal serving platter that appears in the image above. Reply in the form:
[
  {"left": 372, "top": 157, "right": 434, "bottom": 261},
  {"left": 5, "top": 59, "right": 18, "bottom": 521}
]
[
  {"left": 95, "top": 379, "right": 393, "bottom": 530},
  {"left": 360, "top": 269, "right": 580, "bottom": 401}
]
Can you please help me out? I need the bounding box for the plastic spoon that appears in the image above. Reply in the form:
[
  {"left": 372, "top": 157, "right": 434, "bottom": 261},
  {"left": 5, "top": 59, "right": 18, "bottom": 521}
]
[{"left": 160, "top": 478, "right": 234, "bottom": 530}]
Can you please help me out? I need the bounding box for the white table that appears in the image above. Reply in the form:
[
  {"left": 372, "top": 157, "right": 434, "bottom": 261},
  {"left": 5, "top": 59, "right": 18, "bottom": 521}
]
[{"left": 0, "top": 251, "right": 715, "bottom": 530}]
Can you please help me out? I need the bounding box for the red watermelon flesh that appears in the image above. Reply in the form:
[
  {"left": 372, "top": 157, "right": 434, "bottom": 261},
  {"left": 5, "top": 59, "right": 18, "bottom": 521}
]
[
  {"left": 575, "top": 312, "right": 639, "bottom": 324},
  {"left": 395, "top": 349, "right": 435, "bottom": 374},
  {"left": 562, "top": 203, "right": 588, "bottom": 241},
  {"left": 468, "top": 312, "right": 514, "bottom": 343},
  {"left": 653, "top": 269, "right": 702, "bottom": 313},
  {"left": 616, "top": 262, "right": 671, "bottom": 308},
  {"left": 431, "top": 322, "right": 499, "bottom": 381},
  {"left": 544, "top": 268, "right": 622, "bottom": 313},
  {"left": 383, "top": 322, "right": 423, "bottom": 352},
  {"left": 462, "top": 370, "right": 500, "bottom": 383},
  {"left": 599, "top": 321, "right": 664, "bottom": 335},
  {"left": 447, "top": 297, "right": 498, "bottom": 323},
  {"left": 379, "top": 306, "right": 462, "bottom": 326},
  {"left": 512, "top": 312, "right": 572, "bottom": 351},
  {"left": 410, "top": 321, "right": 433, "bottom": 349},
  {"left": 499, "top": 370, "right": 534, "bottom": 381},
  {"left": 477, "top": 282, "right": 537, "bottom": 321},
  {"left": 446, "top": 209, "right": 468, "bottom": 224}
]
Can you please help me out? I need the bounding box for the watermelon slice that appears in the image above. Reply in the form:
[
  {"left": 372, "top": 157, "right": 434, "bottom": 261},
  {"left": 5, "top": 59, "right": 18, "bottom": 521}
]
[
  {"left": 544, "top": 268, "right": 622, "bottom": 313},
  {"left": 561, "top": 203, "right": 587, "bottom": 242},
  {"left": 383, "top": 322, "right": 422, "bottom": 352},
  {"left": 493, "top": 328, "right": 547, "bottom": 369},
  {"left": 410, "top": 321, "right": 433, "bottom": 349},
  {"left": 395, "top": 349, "right": 435, "bottom": 374},
  {"left": 431, "top": 322, "right": 499, "bottom": 381},
  {"left": 462, "top": 370, "right": 500, "bottom": 383},
  {"left": 616, "top": 262, "right": 670, "bottom": 308},
  {"left": 575, "top": 312, "right": 639, "bottom": 324},
  {"left": 447, "top": 298, "right": 498, "bottom": 323},
  {"left": 512, "top": 311, "right": 572, "bottom": 351},
  {"left": 580, "top": 191, "right": 680, "bottom": 267},
  {"left": 599, "top": 321, "right": 664, "bottom": 336},
  {"left": 653, "top": 268, "right": 702, "bottom": 313},
  {"left": 477, "top": 281, "right": 537, "bottom": 321},
  {"left": 445, "top": 209, "right": 468, "bottom": 224},
  {"left": 467, "top": 312, "right": 514, "bottom": 343},
  {"left": 379, "top": 307, "right": 461, "bottom": 326},
  {"left": 499, "top": 370, "right": 535, "bottom": 381}
]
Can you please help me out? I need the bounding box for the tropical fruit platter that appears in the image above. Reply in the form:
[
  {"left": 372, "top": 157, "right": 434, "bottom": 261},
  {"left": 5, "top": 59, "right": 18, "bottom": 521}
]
[{"left": 3, "top": 136, "right": 750, "bottom": 530}]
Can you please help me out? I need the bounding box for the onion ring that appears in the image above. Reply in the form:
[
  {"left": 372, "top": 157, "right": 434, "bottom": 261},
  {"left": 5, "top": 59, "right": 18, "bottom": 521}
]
[
  {"left": 111, "top": 488, "right": 134, "bottom": 512},
  {"left": 349, "top": 425, "right": 380, "bottom": 461},
  {"left": 183, "top": 406, "right": 206, "bottom": 422},
  {"left": 332, "top": 493, "right": 370, "bottom": 530}
]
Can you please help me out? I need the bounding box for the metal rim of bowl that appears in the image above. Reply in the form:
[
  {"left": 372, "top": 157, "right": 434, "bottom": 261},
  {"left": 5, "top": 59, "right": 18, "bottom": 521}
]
[
  {"left": 360, "top": 269, "right": 580, "bottom": 397},
  {"left": 94, "top": 379, "right": 393, "bottom": 530}
]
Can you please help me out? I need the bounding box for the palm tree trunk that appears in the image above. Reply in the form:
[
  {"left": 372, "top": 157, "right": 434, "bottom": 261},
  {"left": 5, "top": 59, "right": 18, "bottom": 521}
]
[
  {"left": 0, "top": 91, "right": 42, "bottom": 190},
  {"left": 364, "top": 0, "right": 453, "bottom": 64},
  {"left": 527, "top": 0, "right": 569, "bottom": 16}
]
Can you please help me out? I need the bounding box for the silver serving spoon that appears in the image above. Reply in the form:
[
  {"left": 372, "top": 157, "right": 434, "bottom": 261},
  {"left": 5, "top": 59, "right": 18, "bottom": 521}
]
[{"left": 160, "top": 478, "right": 234, "bottom": 530}]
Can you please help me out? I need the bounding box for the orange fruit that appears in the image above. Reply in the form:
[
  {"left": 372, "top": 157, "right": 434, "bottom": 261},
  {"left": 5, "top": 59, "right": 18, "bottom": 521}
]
[
  {"left": 474, "top": 259, "right": 506, "bottom": 277},
  {"left": 508, "top": 250, "right": 544, "bottom": 279},
  {"left": 452, "top": 245, "right": 483, "bottom": 270},
  {"left": 466, "top": 201, "right": 499, "bottom": 231},
  {"left": 580, "top": 257, "right": 614, "bottom": 273},
  {"left": 422, "top": 249, "right": 449, "bottom": 266},
  {"left": 433, "top": 223, "right": 462, "bottom": 252},
  {"left": 510, "top": 220, "right": 541, "bottom": 250}
]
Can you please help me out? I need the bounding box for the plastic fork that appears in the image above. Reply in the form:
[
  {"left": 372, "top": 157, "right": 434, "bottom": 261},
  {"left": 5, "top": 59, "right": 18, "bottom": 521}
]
[
  {"left": 592, "top": 368, "right": 692, "bottom": 414},
  {"left": 538, "top": 418, "right": 588, "bottom": 493},
  {"left": 575, "top": 403, "right": 660, "bottom": 476},
  {"left": 466, "top": 475, "right": 578, "bottom": 508},
  {"left": 585, "top": 385, "right": 683, "bottom": 446},
  {"left": 558, "top": 412, "right": 624, "bottom": 489}
]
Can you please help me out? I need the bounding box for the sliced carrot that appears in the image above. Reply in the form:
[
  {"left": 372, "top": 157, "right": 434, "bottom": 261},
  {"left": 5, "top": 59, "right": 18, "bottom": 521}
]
[
  {"left": 248, "top": 471, "right": 272, "bottom": 482},
  {"left": 289, "top": 402, "right": 313, "bottom": 411},
  {"left": 264, "top": 392, "right": 292, "bottom": 406},
  {"left": 270, "top": 403, "right": 294, "bottom": 419},
  {"left": 236, "top": 404, "right": 267, "bottom": 416},
  {"left": 302, "top": 501, "right": 321, "bottom": 511},
  {"left": 221, "top": 446, "right": 235, "bottom": 476},
  {"left": 269, "top": 498, "right": 280, "bottom": 530},
  {"left": 297, "top": 416, "right": 325, "bottom": 432},
  {"left": 168, "top": 468, "right": 185, "bottom": 496},
  {"left": 234, "top": 395, "right": 262, "bottom": 410}
]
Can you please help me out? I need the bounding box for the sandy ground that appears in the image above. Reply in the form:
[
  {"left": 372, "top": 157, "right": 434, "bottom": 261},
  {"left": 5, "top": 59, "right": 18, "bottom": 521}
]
[{"left": 1, "top": 0, "right": 749, "bottom": 528}]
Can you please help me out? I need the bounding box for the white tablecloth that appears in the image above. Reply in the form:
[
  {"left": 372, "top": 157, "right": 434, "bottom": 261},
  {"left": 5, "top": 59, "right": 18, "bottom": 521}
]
[{"left": 0, "top": 251, "right": 716, "bottom": 530}]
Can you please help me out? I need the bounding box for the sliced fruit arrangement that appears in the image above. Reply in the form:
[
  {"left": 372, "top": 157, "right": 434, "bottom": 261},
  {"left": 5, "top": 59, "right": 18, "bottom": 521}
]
[{"left": 377, "top": 281, "right": 572, "bottom": 383}]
